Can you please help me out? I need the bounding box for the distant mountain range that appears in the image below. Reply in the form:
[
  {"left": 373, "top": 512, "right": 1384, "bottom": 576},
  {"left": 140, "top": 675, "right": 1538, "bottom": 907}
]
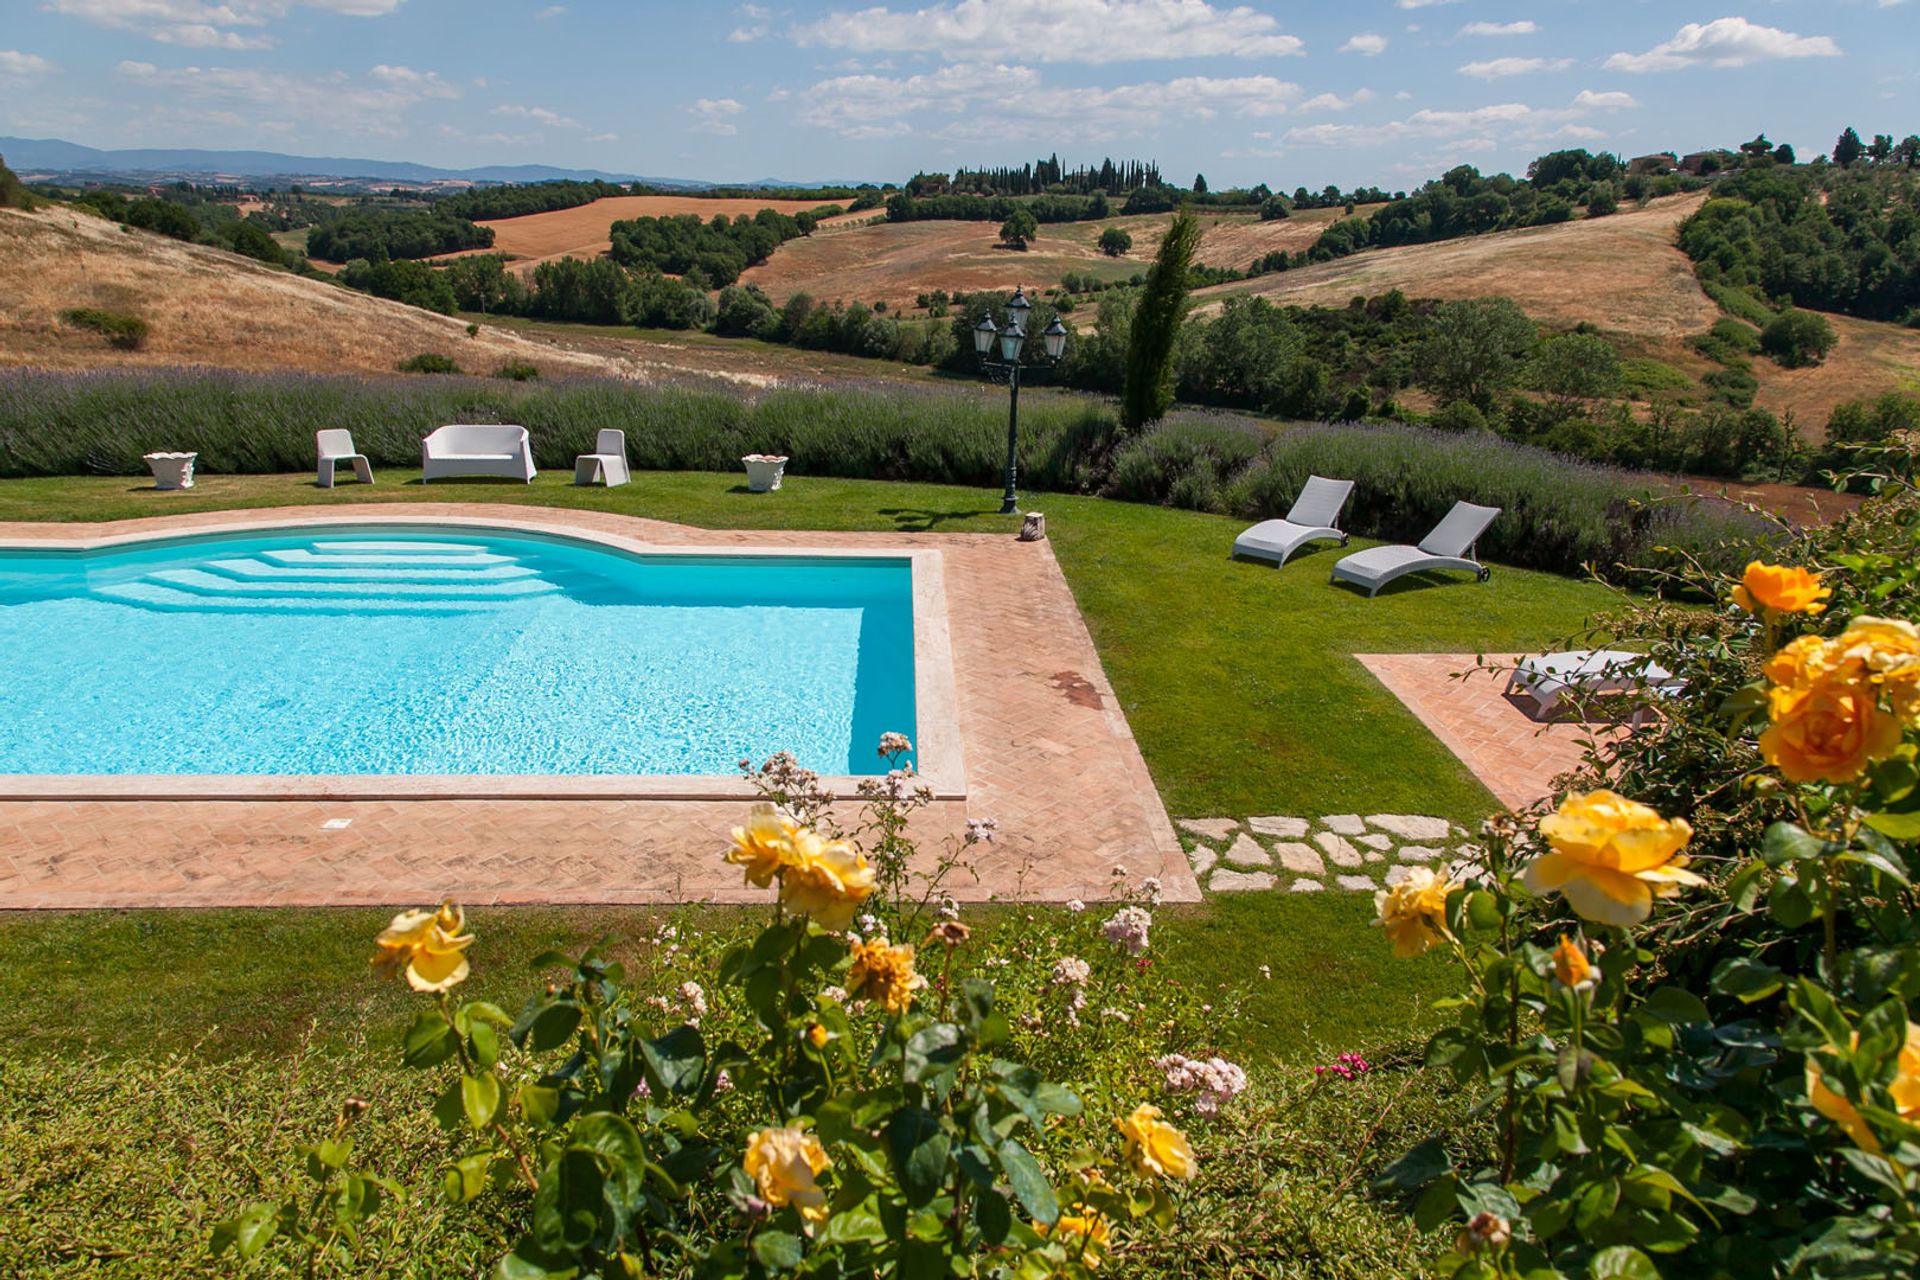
[{"left": 0, "top": 136, "right": 861, "bottom": 189}]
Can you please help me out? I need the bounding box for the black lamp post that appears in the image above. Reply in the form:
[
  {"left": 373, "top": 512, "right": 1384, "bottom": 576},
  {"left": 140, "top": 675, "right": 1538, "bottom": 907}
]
[{"left": 972, "top": 285, "right": 1069, "bottom": 514}]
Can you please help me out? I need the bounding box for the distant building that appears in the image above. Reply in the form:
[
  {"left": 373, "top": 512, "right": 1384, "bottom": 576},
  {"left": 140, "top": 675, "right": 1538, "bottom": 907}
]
[
  {"left": 1678, "top": 151, "right": 1729, "bottom": 175},
  {"left": 1628, "top": 153, "right": 1677, "bottom": 176}
]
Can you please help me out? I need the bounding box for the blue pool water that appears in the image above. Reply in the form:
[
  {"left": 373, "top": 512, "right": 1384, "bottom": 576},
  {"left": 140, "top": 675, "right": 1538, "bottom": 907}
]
[{"left": 0, "top": 528, "right": 916, "bottom": 776}]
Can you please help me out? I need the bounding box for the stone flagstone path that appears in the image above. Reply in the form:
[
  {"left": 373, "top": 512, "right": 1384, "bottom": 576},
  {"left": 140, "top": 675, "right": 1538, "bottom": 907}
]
[{"left": 1177, "top": 813, "right": 1480, "bottom": 896}]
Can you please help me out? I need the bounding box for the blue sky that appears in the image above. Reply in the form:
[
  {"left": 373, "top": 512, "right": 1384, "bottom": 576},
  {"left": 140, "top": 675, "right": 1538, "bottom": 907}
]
[{"left": 0, "top": 2, "right": 1914, "bottom": 187}]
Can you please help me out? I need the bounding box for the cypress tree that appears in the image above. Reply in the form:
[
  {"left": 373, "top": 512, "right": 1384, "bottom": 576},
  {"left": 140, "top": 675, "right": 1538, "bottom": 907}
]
[{"left": 1120, "top": 209, "right": 1201, "bottom": 434}]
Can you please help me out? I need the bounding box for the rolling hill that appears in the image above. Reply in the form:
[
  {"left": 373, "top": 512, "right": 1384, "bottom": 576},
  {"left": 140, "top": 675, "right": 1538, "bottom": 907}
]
[{"left": 0, "top": 205, "right": 644, "bottom": 378}]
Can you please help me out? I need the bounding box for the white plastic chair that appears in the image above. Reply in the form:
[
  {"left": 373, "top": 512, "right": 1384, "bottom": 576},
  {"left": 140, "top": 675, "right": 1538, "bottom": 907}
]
[
  {"left": 573, "top": 429, "right": 631, "bottom": 488},
  {"left": 316, "top": 429, "right": 373, "bottom": 488}
]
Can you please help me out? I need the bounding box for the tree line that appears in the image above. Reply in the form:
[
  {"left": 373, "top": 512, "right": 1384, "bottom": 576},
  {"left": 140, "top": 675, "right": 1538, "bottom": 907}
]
[
  {"left": 306, "top": 210, "right": 494, "bottom": 263},
  {"left": 605, "top": 205, "right": 838, "bottom": 287}
]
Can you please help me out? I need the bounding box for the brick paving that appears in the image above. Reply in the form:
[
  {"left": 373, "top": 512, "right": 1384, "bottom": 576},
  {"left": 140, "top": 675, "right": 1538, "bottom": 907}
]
[
  {"left": 0, "top": 505, "right": 1195, "bottom": 909},
  {"left": 1354, "top": 653, "right": 1623, "bottom": 811}
]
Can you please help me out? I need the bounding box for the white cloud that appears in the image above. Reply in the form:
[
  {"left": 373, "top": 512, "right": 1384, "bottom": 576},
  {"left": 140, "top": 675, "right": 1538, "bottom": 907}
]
[
  {"left": 47, "top": 1, "right": 406, "bottom": 50},
  {"left": 791, "top": 0, "right": 1304, "bottom": 64},
  {"left": 1280, "top": 89, "right": 1634, "bottom": 150},
  {"left": 0, "top": 50, "right": 56, "bottom": 78},
  {"left": 1394, "top": 0, "right": 1458, "bottom": 8},
  {"left": 1340, "top": 33, "right": 1387, "bottom": 56},
  {"left": 586, "top": 131, "right": 618, "bottom": 143},
  {"left": 729, "top": 2, "right": 773, "bottom": 41},
  {"left": 1459, "top": 56, "right": 1572, "bottom": 79},
  {"left": 113, "top": 57, "right": 453, "bottom": 137},
  {"left": 492, "top": 103, "right": 581, "bottom": 128},
  {"left": 1298, "top": 88, "right": 1374, "bottom": 112},
  {"left": 1460, "top": 20, "right": 1535, "bottom": 37},
  {"left": 689, "top": 96, "right": 745, "bottom": 135},
  {"left": 536, "top": 4, "right": 566, "bottom": 16},
  {"left": 1604, "top": 17, "right": 1839, "bottom": 73}
]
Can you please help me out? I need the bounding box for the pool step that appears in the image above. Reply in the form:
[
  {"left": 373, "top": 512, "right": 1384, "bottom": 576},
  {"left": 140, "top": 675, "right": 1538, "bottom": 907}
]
[
  {"left": 97, "top": 581, "right": 507, "bottom": 616},
  {"left": 140, "top": 567, "right": 559, "bottom": 602},
  {"left": 305, "top": 540, "right": 496, "bottom": 555},
  {"left": 205, "top": 557, "right": 538, "bottom": 584},
  {"left": 259, "top": 546, "right": 520, "bottom": 570}
]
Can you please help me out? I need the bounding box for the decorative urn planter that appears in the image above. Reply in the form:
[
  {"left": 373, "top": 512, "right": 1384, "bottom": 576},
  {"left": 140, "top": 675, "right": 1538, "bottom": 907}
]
[
  {"left": 742, "top": 454, "right": 789, "bottom": 493},
  {"left": 143, "top": 451, "right": 198, "bottom": 491}
]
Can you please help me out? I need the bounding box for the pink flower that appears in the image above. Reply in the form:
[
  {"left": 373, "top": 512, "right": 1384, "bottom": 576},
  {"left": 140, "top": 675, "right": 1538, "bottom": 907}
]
[
  {"left": 1102, "top": 906, "right": 1152, "bottom": 956},
  {"left": 1155, "top": 1053, "right": 1248, "bottom": 1116}
]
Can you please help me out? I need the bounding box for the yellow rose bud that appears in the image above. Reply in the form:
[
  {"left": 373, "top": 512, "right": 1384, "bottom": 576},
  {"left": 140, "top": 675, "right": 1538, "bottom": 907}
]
[
  {"left": 743, "top": 1126, "right": 832, "bottom": 1226},
  {"left": 1524, "top": 790, "right": 1701, "bottom": 927},
  {"left": 370, "top": 899, "right": 474, "bottom": 993},
  {"left": 1372, "top": 866, "right": 1458, "bottom": 958},
  {"left": 807, "top": 1023, "right": 829, "bottom": 1049},
  {"left": 1037, "top": 1209, "right": 1113, "bottom": 1267},
  {"left": 1116, "top": 1103, "right": 1196, "bottom": 1182},
  {"left": 1549, "top": 934, "right": 1595, "bottom": 991},
  {"left": 1805, "top": 1022, "right": 1920, "bottom": 1155},
  {"left": 1732, "top": 561, "right": 1830, "bottom": 617}
]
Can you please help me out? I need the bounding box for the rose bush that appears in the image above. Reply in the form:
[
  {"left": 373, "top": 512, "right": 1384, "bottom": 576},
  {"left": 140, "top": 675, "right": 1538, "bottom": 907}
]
[
  {"left": 211, "top": 738, "right": 1217, "bottom": 1279},
  {"left": 1377, "top": 469, "right": 1920, "bottom": 1279}
]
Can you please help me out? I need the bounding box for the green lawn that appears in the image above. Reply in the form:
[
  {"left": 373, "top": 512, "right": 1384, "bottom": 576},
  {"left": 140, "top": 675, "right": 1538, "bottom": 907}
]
[{"left": 0, "top": 470, "right": 1611, "bottom": 1059}]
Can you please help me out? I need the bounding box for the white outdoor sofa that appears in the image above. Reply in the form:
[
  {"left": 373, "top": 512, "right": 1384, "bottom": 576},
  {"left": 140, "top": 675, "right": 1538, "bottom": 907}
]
[{"left": 422, "top": 424, "right": 536, "bottom": 483}]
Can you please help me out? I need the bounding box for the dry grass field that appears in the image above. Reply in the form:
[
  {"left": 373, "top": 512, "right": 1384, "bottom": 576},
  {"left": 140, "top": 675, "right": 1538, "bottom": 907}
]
[
  {"left": 0, "top": 206, "right": 634, "bottom": 378},
  {"left": 433, "top": 195, "right": 872, "bottom": 273}
]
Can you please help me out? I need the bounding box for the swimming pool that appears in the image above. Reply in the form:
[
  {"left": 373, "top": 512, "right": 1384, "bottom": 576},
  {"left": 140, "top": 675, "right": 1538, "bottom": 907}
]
[{"left": 0, "top": 524, "right": 928, "bottom": 784}]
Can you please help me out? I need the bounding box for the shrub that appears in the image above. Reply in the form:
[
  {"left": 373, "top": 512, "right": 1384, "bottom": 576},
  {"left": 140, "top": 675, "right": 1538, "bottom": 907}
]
[
  {"left": 59, "top": 308, "right": 150, "bottom": 351},
  {"left": 492, "top": 360, "right": 540, "bottom": 381},
  {"left": 1827, "top": 391, "right": 1920, "bottom": 446},
  {"left": 1097, "top": 226, "right": 1133, "bottom": 257},
  {"left": 123, "top": 198, "right": 200, "bottom": 242},
  {"left": 1428, "top": 400, "right": 1489, "bottom": 434},
  {"left": 1701, "top": 279, "right": 1778, "bottom": 328},
  {"left": 396, "top": 353, "right": 460, "bottom": 374},
  {"left": 1379, "top": 487, "right": 1920, "bottom": 1278},
  {"left": 1618, "top": 357, "right": 1693, "bottom": 397},
  {"left": 999, "top": 206, "right": 1039, "bottom": 250},
  {"left": 0, "top": 155, "right": 39, "bottom": 210},
  {"left": 1760, "top": 308, "right": 1839, "bottom": 368}
]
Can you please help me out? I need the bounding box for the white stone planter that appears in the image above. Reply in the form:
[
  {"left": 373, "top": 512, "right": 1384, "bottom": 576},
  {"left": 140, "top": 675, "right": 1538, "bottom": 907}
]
[
  {"left": 143, "top": 451, "right": 198, "bottom": 491},
  {"left": 742, "top": 454, "right": 788, "bottom": 493}
]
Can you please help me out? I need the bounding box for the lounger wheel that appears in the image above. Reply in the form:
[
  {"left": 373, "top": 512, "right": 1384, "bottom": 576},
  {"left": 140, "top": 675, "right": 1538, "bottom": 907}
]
[
  {"left": 1477, "top": 567, "right": 1491, "bottom": 582},
  {"left": 1339, "top": 533, "right": 1350, "bottom": 546}
]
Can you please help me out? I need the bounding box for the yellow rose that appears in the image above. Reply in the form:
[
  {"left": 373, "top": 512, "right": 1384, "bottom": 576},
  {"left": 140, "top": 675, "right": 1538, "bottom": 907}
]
[
  {"left": 744, "top": 1126, "right": 832, "bottom": 1225},
  {"left": 1524, "top": 790, "right": 1701, "bottom": 927},
  {"left": 726, "top": 802, "right": 799, "bottom": 888},
  {"left": 1038, "top": 1209, "right": 1113, "bottom": 1267},
  {"left": 1760, "top": 680, "right": 1904, "bottom": 784},
  {"left": 846, "top": 937, "right": 927, "bottom": 1015},
  {"left": 1805, "top": 1022, "right": 1920, "bottom": 1155},
  {"left": 1372, "top": 866, "right": 1457, "bottom": 958},
  {"left": 806, "top": 1023, "right": 830, "bottom": 1049},
  {"left": 779, "top": 829, "right": 876, "bottom": 930},
  {"left": 1732, "top": 561, "right": 1830, "bottom": 617},
  {"left": 371, "top": 899, "right": 474, "bottom": 993},
  {"left": 1837, "top": 616, "right": 1920, "bottom": 726},
  {"left": 1116, "top": 1103, "right": 1196, "bottom": 1182},
  {"left": 1549, "top": 934, "right": 1594, "bottom": 991},
  {"left": 1764, "top": 633, "right": 1855, "bottom": 691}
]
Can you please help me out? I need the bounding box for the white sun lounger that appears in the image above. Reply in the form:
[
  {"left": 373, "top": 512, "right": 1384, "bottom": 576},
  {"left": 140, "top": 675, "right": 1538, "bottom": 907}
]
[
  {"left": 573, "top": 428, "right": 631, "bottom": 488},
  {"left": 1330, "top": 501, "right": 1500, "bottom": 597},
  {"left": 315, "top": 429, "right": 373, "bottom": 488},
  {"left": 1507, "top": 650, "right": 1683, "bottom": 721},
  {"left": 1232, "top": 475, "right": 1354, "bottom": 567},
  {"left": 422, "top": 424, "right": 536, "bottom": 483}
]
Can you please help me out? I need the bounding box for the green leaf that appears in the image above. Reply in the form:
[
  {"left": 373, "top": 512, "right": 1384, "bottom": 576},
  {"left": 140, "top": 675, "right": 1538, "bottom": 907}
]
[
  {"left": 210, "top": 1203, "right": 277, "bottom": 1260},
  {"left": 462, "top": 1072, "right": 503, "bottom": 1131},
  {"left": 403, "top": 1011, "right": 457, "bottom": 1069},
  {"left": 1411, "top": 1177, "right": 1458, "bottom": 1232},
  {"left": 522, "top": 1003, "right": 582, "bottom": 1053},
  {"left": 1639, "top": 986, "right": 1710, "bottom": 1025},
  {"left": 444, "top": 1153, "right": 492, "bottom": 1205},
  {"left": 641, "top": 1024, "right": 706, "bottom": 1096},
  {"left": 494, "top": 1234, "right": 580, "bottom": 1280},
  {"left": 1466, "top": 891, "right": 1501, "bottom": 932},
  {"left": 1762, "top": 822, "right": 1824, "bottom": 866},
  {"left": 903, "top": 1023, "right": 967, "bottom": 1084},
  {"left": 1710, "top": 957, "right": 1783, "bottom": 1004},
  {"left": 519, "top": 1083, "right": 560, "bottom": 1126},
  {"left": 998, "top": 1138, "right": 1058, "bottom": 1226},
  {"left": 1588, "top": 1245, "right": 1659, "bottom": 1280},
  {"left": 1836, "top": 847, "right": 1912, "bottom": 886},
  {"left": 973, "top": 1187, "right": 1013, "bottom": 1244},
  {"left": 1574, "top": 1178, "right": 1620, "bottom": 1234},
  {"left": 1768, "top": 877, "right": 1814, "bottom": 929},
  {"left": 1373, "top": 1138, "right": 1452, "bottom": 1192},
  {"left": 470, "top": 1021, "right": 501, "bottom": 1072},
  {"left": 752, "top": 1231, "right": 804, "bottom": 1271},
  {"left": 820, "top": 1204, "right": 888, "bottom": 1246},
  {"left": 887, "top": 1106, "right": 950, "bottom": 1207},
  {"left": 1863, "top": 811, "right": 1920, "bottom": 840}
]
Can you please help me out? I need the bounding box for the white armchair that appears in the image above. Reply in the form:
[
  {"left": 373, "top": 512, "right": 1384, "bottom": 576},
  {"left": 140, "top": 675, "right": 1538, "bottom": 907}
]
[
  {"left": 316, "top": 429, "right": 373, "bottom": 488},
  {"left": 421, "top": 424, "right": 536, "bottom": 483},
  {"left": 573, "top": 429, "right": 631, "bottom": 487}
]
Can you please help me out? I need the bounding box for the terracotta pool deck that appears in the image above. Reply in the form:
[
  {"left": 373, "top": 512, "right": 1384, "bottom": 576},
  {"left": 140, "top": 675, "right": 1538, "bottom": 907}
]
[{"left": 0, "top": 505, "right": 1196, "bottom": 909}]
